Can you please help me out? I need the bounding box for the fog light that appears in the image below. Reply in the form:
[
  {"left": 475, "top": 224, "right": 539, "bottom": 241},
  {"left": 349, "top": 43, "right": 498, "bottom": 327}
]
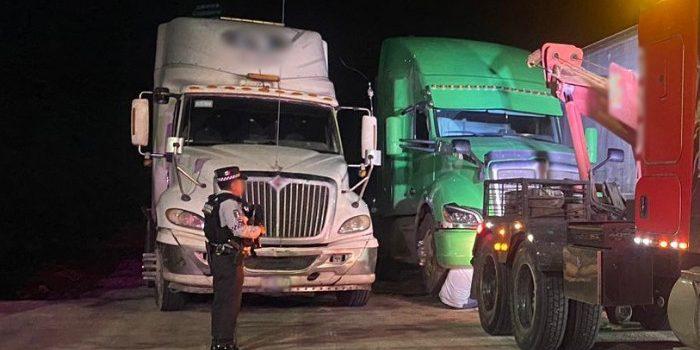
[
  {"left": 671, "top": 241, "right": 679, "bottom": 249},
  {"left": 634, "top": 237, "right": 642, "bottom": 245},
  {"left": 642, "top": 238, "right": 652, "bottom": 246},
  {"left": 494, "top": 243, "right": 502, "bottom": 251},
  {"left": 659, "top": 241, "right": 668, "bottom": 248},
  {"left": 679, "top": 242, "right": 688, "bottom": 250}
]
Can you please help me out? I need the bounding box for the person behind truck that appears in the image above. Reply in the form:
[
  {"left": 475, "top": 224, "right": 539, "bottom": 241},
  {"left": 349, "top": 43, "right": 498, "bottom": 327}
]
[{"left": 203, "top": 166, "right": 264, "bottom": 350}]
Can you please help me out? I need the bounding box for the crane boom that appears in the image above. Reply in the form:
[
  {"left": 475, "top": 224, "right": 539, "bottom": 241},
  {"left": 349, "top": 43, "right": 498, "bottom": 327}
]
[{"left": 527, "top": 44, "right": 639, "bottom": 180}]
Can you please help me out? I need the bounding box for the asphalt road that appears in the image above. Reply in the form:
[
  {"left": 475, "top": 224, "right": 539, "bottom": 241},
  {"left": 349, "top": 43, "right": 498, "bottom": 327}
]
[{"left": 0, "top": 283, "right": 684, "bottom": 350}]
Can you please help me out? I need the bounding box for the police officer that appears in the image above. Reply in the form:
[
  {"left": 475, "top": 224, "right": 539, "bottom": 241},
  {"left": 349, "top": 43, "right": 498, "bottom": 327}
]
[{"left": 203, "top": 166, "right": 264, "bottom": 350}]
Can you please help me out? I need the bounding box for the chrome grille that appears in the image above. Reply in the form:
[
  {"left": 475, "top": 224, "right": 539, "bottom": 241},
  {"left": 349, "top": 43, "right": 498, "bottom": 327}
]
[{"left": 244, "top": 177, "right": 332, "bottom": 238}]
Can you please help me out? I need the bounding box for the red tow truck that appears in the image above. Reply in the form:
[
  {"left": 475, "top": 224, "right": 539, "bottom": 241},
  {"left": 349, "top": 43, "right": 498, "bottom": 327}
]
[{"left": 471, "top": 0, "right": 700, "bottom": 349}]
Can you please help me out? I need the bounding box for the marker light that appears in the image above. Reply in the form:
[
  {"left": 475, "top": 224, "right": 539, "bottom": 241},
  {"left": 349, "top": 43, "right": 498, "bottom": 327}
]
[
  {"left": 634, "top": 237, "right": 642, "bottom": 245},
  {"left": 679, "top": 242, "right": 688, "bottom": 250},
  {"left": 513, "top": 221, "right": 524, "bottom": 231},
  {"left": 476, "top": 223, "right": 485, "bottom": 235},
  {"left": 671, "top": 241, "right": 679, "bottom": 249},
  {"left": 642, "top": 238, "right": 652, "bottom": 246},
  {"left": 494, "top": 243, "right": 502, "bottom": 251},
  {"left": 501, "top": 243, "right": 509, "bottom": 251},
  {"left": 485, "top": 221, "right": 494, "bottom": 229},
  {"left": 527, "top": 234, "right": 534, "bottom": 242},
  {"left": 498, "top": 228, "right": 506, "bottom": 236},
  {"left": 659, "top": 241, "right": 669, "bottom": 248}
]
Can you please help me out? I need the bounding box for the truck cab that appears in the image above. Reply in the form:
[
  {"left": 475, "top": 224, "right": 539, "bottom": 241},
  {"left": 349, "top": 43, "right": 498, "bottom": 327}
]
[
  {"left": 130, "top": 17, "right": 379, "bottom": 310},
  {"left": 375, "top": 37, "right": 578, "bottom": 294}
]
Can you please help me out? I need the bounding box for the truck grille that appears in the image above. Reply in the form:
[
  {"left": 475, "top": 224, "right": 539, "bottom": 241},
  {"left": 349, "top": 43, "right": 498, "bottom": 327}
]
[{"left": 244, "top": 176, "right": 333, "bottom": 238}]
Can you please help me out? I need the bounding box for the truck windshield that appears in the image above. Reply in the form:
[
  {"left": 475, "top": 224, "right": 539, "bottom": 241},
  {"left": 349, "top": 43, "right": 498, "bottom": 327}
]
[
  {"left": 181, "top": 95, "right": 340, "bottom": 153},
  {"left": 435, "top": 109, "right": 559, "bottom": 143}
]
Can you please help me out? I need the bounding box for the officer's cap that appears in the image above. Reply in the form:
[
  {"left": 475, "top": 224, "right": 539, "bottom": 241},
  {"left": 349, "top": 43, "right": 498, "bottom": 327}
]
[{"left": 214, "top": 166, "right": 247, "bottom": 182}]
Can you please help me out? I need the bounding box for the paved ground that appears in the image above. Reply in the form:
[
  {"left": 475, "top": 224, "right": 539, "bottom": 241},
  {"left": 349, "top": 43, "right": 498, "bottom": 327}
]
[{"left": 0, "top": 285, "right": 684, "bottom": 350}]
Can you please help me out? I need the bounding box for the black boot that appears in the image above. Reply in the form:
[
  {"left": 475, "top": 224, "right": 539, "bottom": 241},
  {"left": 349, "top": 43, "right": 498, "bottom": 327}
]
[{"left": 210, "top": 342, "right": 239, "bottom": 350}]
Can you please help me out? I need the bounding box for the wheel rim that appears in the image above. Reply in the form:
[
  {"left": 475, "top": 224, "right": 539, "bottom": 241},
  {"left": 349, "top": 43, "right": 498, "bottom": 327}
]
[
  {"left": 480, "top": 254, "right": 498, "bottom": 312},
  {"left": 515, "top": 263, "right": 535, "bottom": 329}
]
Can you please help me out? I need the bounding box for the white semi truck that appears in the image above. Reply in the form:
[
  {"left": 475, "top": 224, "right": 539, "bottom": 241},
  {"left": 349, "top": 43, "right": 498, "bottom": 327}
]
[{"left": 129, "top": 17, "right": 380, "bottom": 311}]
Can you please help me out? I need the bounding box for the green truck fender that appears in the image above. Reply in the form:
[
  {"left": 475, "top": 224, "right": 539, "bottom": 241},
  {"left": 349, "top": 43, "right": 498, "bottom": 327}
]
[{"left": 417, "top": 168, "right": 484, "bottom": 268}]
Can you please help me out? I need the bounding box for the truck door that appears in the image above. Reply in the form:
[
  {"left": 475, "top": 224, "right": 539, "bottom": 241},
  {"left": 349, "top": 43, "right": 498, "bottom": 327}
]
[{"left": 406, "top": 107, "right": 436, "bottom": 204}]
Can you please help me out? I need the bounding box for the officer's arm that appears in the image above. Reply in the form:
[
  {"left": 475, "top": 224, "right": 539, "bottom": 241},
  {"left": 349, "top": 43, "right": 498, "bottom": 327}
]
[{"left": 220, "top": 200, "right": 262, "bottom": 239}]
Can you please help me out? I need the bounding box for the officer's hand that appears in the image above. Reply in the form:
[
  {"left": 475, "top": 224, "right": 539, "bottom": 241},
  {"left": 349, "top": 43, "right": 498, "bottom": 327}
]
[
  {"left": 259, "top": 226, "right": 267, "bottom": 235},
  {"left": 243, "top": 246, "right": 252, "bottom": 256},
  {"left": 242, "top": 216, "right": 249, "bottom": 225}
]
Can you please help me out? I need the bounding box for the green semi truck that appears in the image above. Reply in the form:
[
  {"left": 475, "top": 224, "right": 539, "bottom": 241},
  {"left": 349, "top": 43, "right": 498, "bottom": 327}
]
[{"left": 374, "top": 37, "right": 580, "bottom": 294}]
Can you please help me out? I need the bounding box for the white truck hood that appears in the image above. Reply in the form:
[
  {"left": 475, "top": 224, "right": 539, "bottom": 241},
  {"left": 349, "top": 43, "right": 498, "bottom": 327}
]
[{"left": 179, "top": 144, "right": 349, "bottom": 187}]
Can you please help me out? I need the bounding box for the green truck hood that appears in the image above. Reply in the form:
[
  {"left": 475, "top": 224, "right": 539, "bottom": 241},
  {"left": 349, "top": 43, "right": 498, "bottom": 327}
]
[{"left": 448, "top": 136, "right": 573, "bottom": 160}]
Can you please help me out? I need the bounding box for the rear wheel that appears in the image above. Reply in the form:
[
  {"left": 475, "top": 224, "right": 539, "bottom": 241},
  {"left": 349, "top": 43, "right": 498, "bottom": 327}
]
[
  {"left": 560, "top": 300, "right": 602, "bottom": 350},
  {"left": 417, "top": 214, "right": 447, "bottom": 296},
  {"left": 154, "top": 249, "right": 186, "bottom": 311},
  {"left": 475, "top": 239, "right": 512, "bottom": 335},
  {"left": 336, "top": 290, "right": 370, "bottom": 307},
  {"left": 510, "top": 244, "right": 567, "bottom": 350}
]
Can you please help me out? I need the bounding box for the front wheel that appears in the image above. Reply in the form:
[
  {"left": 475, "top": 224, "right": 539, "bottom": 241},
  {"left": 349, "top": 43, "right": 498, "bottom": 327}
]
[
  {"left": 417, "top": 214, "right": 447, "bottom": 296},
  {"left": 510, "top": 244, "right": 567, "bottom": 350},
  {"left": 336, "top": 290, "right": 370, "bottom": 307},
  {"left": 154, "top": 249, "right": 186, "bottom": 311}
]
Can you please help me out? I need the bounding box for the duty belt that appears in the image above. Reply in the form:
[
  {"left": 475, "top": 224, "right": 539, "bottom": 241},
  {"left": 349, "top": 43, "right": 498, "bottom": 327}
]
[{"left": 209, "top": 239, "right": 243, "bottom": 256}]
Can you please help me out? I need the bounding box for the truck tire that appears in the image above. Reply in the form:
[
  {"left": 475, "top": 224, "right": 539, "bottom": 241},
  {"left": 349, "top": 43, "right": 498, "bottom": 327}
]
[
  {"left": 633, "top": 278, "right": 673, "bottom": 330},
  {"left": 560, "top": 300, "right": 602, "bottom": 350},
  {"left": 417, "top": 214, "right": 447, "bottom": 296},
  {"left": 154, "top": 250, "right": 186, "bottom": 311},
  {"left": 604, "top": 305, "right": 632, "bottom": 324},
  {"left": 510, "top": 244, "right": 567, "bottom": 350},
  {"left": 336, "top": 290, "right": 370, "bottom": 307},
  {"left": 475, "top": 239, "right": 512, "bottom": 335}
]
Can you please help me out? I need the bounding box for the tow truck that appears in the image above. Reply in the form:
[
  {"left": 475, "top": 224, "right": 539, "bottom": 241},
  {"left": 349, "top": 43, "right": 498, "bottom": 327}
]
[{"left": 471, "top": 0, "right": 700, "bottom": 349}]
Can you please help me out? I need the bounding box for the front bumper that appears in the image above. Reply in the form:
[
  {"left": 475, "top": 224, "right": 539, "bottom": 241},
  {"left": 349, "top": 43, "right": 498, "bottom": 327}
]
[
  {"left": 153, "top": 228, "right": 377, "bottom": 293},
  {"left": 433, "top": 228, "right": 477, "bottom": 268}
]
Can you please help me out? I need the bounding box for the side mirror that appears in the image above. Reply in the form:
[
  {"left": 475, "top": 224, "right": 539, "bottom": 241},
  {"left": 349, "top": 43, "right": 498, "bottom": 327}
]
[
  {"left": 361, "top": 114, "right": 377, "bottom": 158},
  {"left": 607, "top": 148, "right": 625, "bottom": 163},
  {"left": 385, "top": 115, "right": 404, "bottom": 156},
  {"left": 591, "top": 147, "right": 624, "bottom": 175},
  {"left": 131, "top": 99, "right": 150, "bottom": 146},
  {"left": 361, "top": 114, "right": 381, "bottom": 166},
  {"left": 452, "top": 139, "right": 472, "bottom": 155}
]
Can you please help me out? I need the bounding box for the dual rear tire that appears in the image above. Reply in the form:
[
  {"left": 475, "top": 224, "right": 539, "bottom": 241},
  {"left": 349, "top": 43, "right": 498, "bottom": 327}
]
[{"left": 475, "top": 241, "right": 601, "bottom": 350}]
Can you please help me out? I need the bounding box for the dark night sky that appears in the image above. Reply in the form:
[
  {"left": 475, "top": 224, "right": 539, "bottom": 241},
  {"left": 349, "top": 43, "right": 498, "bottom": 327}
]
[{"left": 2, "top": 0, "right": 638, "bottom": 297}]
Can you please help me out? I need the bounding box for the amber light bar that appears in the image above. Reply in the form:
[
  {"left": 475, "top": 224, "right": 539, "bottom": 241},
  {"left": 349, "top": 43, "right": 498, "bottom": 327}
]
[{"left": 633, "top": 236, "right": 688, "bottom": 250}]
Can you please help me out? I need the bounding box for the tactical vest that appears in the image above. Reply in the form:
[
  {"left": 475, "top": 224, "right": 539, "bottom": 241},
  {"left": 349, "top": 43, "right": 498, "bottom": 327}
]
[{"left": 202, "top": 193, "right": 243, "bottom": 244}]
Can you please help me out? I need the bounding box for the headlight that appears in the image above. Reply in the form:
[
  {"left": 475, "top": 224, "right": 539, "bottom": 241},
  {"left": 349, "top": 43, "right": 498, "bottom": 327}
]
[
  {"left": 338, "top": 215, "right": 371, "bottom": 234},
  {"left": 166, "top": 208, "right": 204, "bottom": 230},
  {"left": 442, "top": 204, "right": 481, "bottom": 228}
]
